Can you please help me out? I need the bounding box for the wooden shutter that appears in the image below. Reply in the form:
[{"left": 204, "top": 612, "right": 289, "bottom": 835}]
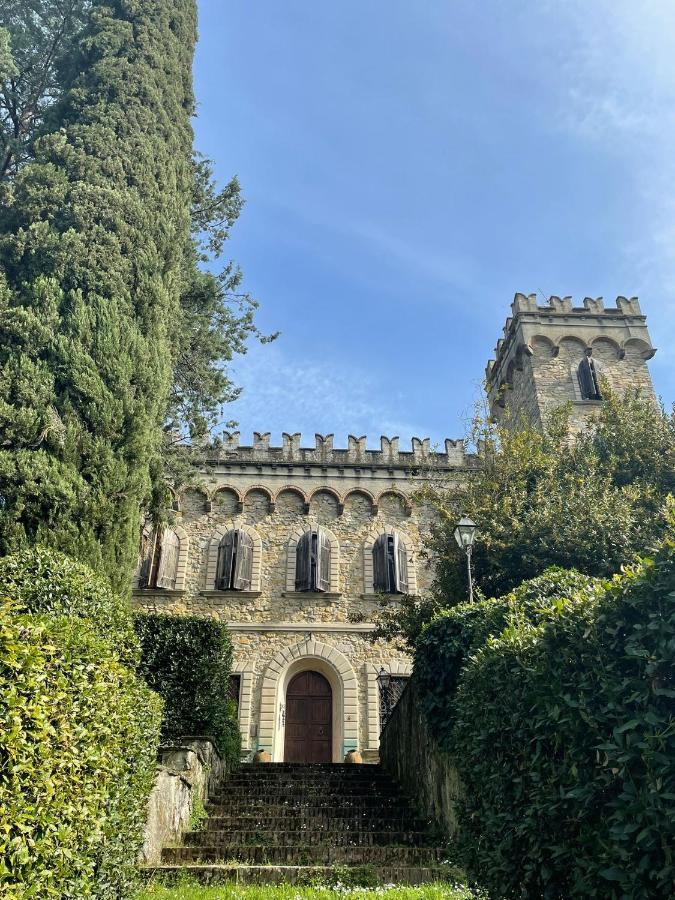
[
  {"left": 295, "top": 531, "right": 313, "bottom": 591},
  {"left": 396, "top": 535, "right": 409, "bottom": 594},
  {"left": 373, "top": 534, "right": 388, "bottom": 591},
  {"left": 578, "top": 357, "right": 601, "bottom": 400},
  {"left": 590, "top": 359, "right": 602, "bottom": 399},
  {"left": 317, "top": 529, "right": 331, "bottom": 592},
  {"left": 233, "top": 530, "right": 253, "bottom": 591},
  {"left": 217, "top": 530, "right": 235, "bottom": 590},
  {"left": 156, "top": 528, "right": 179, "bottom": 590},
  {"left": 385, "top": 534, "right": 397, "bottom": 592},
  {"left": 137, "top": 526, "right": 156, "bottom": 588}
]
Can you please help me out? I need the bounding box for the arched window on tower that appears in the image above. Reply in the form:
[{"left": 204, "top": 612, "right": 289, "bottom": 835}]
[
  {"left": 295, "top": 528, "right": 331, "bottom": 592},
  {"left": 373, "top": 532, "right": 408, "bottom": 594},
  {"left": 216, "top": 529, "right": 254, "bottom": 591},
  {"left": 138, "top": 526, "right": 180, "bottom": 590},
  {"left": 578, "top": 356, "right": 603, "bottom": 401}
]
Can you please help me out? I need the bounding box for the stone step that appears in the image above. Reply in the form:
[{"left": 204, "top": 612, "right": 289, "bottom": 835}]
[
  {"left": 210, "top": 791, "right": 408, "bottom": 810},
  {"left": 142, "top": 863, "right": 451, "bottom": 886},
  {"left": 204, "top": 815, "right": 428, "bottom": 831},
  {"left": 212, "top": 784, "right": 401, "bottom": 795},
  {"left": 162, "top": 845, "right": 444, "bottom": 866},
  {"left": 185, "top": 830, "right": 433, "bottom": 848}
]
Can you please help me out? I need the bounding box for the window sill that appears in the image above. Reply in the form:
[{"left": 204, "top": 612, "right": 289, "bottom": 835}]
[
  {"left": 281, "top": 591, "right": 342, "bottom": 599},
  {"left": 361, "top": 592, "right": 414, "bottom": 600},
  {"left": 132, "top": 588, "right": 186, "bottom": 596},
  {"left": 201, "top": 590, "right": 262, "bottom": 598}
]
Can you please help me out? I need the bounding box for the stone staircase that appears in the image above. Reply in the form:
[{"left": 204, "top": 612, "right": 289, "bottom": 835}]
[{"left": 148, "top": 763, "right": 450, "bottom": 885}]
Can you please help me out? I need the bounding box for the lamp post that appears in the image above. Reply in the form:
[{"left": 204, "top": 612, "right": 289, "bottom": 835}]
[
  {"left": 377, "top": 667, "right": 392, "bottom": 731},
  {"left": 453, "top": 515, "right": 478, "bottom": 603}
]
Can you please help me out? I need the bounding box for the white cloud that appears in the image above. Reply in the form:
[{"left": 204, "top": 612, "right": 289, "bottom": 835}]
[{"left": 222, "top": 342, "right": 435, "bottom": 448}]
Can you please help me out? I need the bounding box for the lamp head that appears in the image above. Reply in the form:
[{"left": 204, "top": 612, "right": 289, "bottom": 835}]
[{"left": 454, "top": 515, "right": 477, "bottom": 550}]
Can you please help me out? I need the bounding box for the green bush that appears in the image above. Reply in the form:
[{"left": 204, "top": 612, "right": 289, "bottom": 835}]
[
  {"left": 438, "top": 537, "right": 675, "bottom": 898},
  {"left": 413, "top": 568, "right": 603, "bottom": 744},
  {"left": 135, "top": 613, "right": 240, "bottom": 768},
  {"left": 0, "top": 546, "right": 139, "bottom": 664},
  {"left": 0, "top": 599, "right": 162, "bottom": 899}
]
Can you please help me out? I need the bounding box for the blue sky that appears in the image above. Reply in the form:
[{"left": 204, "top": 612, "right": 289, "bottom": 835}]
[{"left": 193, "top": 0, "right": 675, "bottom": 449}]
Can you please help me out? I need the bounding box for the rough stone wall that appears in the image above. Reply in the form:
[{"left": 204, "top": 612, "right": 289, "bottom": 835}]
[
  {"left": 141, "top": 738, "right": 225, "bottom": 864},
  {"left": 487, "top": 295, "right": 657, "bottom": 428},
  {"left": 380, "top": 681, "right": 461, "bottom": 839},
  {"left": 132, "top": 453, "right": 447, "bottom": 756}
]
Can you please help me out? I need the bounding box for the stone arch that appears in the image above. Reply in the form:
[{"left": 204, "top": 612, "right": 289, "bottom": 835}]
[
  {"left": 180, "top": 484, "right": 209, "bottom": 515},
  {"left": 557, "top": 335, "right": 588, "bottom": 358},
  {"left": 286, "top": 521, "right": 339, "bottom": 592},
  {"left": 623, "top": 337, "right": 655, "bottom": 360},
  {"left": 308, "top": 487, "right": 342, "bottom": 520},
  {"left": 375, "top": 489, "right": 412, "bottom": 517},
  {"left": 343, "top": 487, "right": 376, "bottom": 512},
  {"left": 242, "top": 484, "right": 275, "bottom": 510},
  {"left": 362, "top": 525, "right": 418, "bottom": 595},
  {"left": 258, "top": 640, "right": 359, "bottom": 762},
  {"left": 591, "top": 335, "right": 621, "bottom": 361},
  {"left": 274, "top": 485, "right": 309, "bottom": 512},
  {"left": 529, "top": 334, "right": 557, "bottom": 359},
  {"left": 212, "top": 485, "right": 243, "bottom": 515},
  {"left": 205, "top": 521, "right": 262, "bottom": 591}
]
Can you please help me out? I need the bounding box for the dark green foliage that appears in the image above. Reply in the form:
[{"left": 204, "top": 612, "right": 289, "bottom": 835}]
[
  {"left": 0, "top": 1, "right": 91, "bottom": 179},
  {"left": 135, "top": 612, "right": 240, "bottom": 767},
  {"left": 0, "top": 0, "right": 196, "bottom": 590},
  {"left": 426, "top": 390, "right": 675, "bottom": 602},
  {"left": 413, "top": 568, "right": 603, "bottom": 743},
  {"left": 0, "top": 600, "right": 162, "bottom": 899},
  {"left": 0, "top": 545, "right": 138, "bottom": 664},
  {"left": 416, "top": 528, "right": 675, "bottom": 898}
]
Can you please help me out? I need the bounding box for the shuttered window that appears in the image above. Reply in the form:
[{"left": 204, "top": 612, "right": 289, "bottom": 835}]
[
  {"left": 373, "top": 532, "right": 408, "bottom": 594},
  {"left": 156, "top": 528, "right": 180, "bottom": 590},
  {"left": 295, "top": 528, "right": 331, "bottom": 592},
  {"left": 216, "top": 529, "right": 254, "bottom": 591},
  {"left": 578, "top": 357, "right": 602, "bottom": 401},
  {"left": 137, "top": 526, "right": 157, "bottom": 588}
]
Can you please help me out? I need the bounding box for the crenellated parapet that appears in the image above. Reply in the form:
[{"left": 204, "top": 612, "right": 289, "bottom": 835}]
[
  {"left": 208, "top": 432, "right": 473, "bottom": 470},
  {"left": 485, "top": 293, "right": 657, "bottom": 423}
]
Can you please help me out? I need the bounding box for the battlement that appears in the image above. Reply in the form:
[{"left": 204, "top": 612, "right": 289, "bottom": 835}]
[
  {"left": 486, "top": 293, "right": 655, "bottom": 387},
  {"left": 201, "top": 432, "right": 472, "bottom": 469}
]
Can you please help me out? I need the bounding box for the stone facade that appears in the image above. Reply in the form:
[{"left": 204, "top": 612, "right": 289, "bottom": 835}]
[
  {"left": 486, "top": 294, "right": 656, "bottom": 429},
  {"left": 132, "top": 294, "right": 657, "bottom": 763},
  {"left": 132, "top": 435, "right": 471, "bottom": 761}
]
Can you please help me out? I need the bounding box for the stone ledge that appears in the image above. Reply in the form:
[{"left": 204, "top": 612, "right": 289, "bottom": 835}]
[
  {"left": 200, "top": 590, "right": 263, "bottom": 599},
  {"left": 281, "top": 591, "right": 341, "bottom": 599}
]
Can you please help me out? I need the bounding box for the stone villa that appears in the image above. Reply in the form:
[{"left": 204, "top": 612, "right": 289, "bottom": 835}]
[{"left": 132, "top": 294, "right": 656, "bottom": 763}]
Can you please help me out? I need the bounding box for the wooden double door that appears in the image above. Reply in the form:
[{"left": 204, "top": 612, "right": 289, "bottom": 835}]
[{"left": 284, "top": 671, "right": 333, "bottom": 763}]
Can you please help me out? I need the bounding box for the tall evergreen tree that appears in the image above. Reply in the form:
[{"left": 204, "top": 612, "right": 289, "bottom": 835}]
[{"left": 0, "top": 0, "right": 197, "bottom": 591}]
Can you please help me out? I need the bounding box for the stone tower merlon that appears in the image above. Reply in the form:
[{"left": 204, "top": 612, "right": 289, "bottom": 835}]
[
  {"left": 206, "top": 434, "right": 474, "bottom": 470},
  {"left": 485, "top": 294, "right": 657, "bottom": 427}
]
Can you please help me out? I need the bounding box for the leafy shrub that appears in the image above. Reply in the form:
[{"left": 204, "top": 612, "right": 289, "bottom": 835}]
[
  {"left": 135, "top": 613, "right": 240, "bottom": 768},
  {"left": 413, "top": 568, "right": 603, "bottom": 743},
  {"left": 0, "top": 599, "right": 162, "bottom": 899},
  {"left": 0, "top": 546, "right": 139, "bottom": 664},
  {"left": 441, "top": 536, "right": 675, "bottom": 898}
]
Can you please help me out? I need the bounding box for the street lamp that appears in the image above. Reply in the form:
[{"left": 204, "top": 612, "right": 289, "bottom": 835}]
[
  {"left": 454, "top": 516, "right": 478, "bottom": 603},
  {"left": 377, "top": 667, "right": 393, "bottom": 731}
]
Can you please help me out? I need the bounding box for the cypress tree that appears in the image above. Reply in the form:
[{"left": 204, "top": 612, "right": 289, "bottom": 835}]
[{"left": 0, "top": 0, "right": 197, "bottom": 591}]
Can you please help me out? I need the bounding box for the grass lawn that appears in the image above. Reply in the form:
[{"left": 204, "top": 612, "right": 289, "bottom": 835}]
[{"left": 137, "top": 881, "right": 479, "bottom": 900}]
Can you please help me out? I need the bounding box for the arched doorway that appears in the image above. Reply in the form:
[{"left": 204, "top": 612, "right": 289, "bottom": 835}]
[{"left": 284, "top": 670, "right": 332, "bottom": 763}]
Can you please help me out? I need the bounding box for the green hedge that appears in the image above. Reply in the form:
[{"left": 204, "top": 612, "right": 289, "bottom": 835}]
[
  {"left": 0, "top": 600, "right": 162, "bottom": 899},
  {"left": 420, "top": 540, "right": 675, "bottom": 898},
  {"left": 414, "top": 568, "right": 603, "bottom": 744},
  {"left": 0, "top": 546, "right": 139, "bottom": 664},
  {"left": 135, "top": 613, "right": 240, "bottom": 768}
]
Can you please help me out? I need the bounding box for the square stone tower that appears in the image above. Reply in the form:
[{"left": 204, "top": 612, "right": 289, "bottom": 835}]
[{"left": 486, "top": 294, "right": 657, "bottom": 429}]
